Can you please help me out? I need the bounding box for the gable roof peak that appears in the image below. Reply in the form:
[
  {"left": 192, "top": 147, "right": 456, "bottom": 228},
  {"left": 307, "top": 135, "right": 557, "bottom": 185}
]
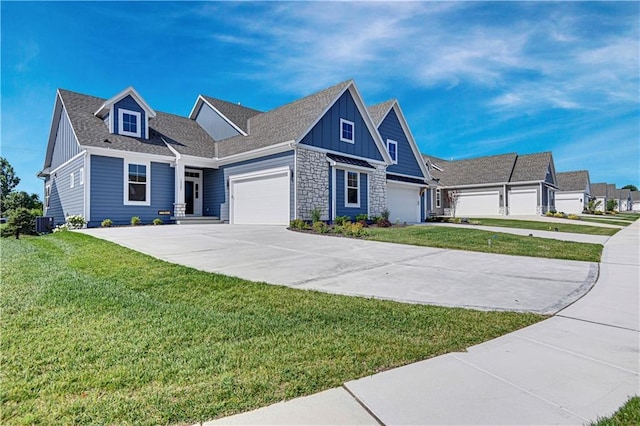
[
  {"left": 94, "top": 86, "right": 156, "bottom": 119},
  {"left": 367, "top": 99, "right": 397, "bottom": 126}
]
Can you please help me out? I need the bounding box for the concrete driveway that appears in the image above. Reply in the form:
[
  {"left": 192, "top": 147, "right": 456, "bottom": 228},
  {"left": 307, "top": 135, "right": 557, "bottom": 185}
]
[{"left": 80, "top": 224, "right": 597, "bottom": 314}]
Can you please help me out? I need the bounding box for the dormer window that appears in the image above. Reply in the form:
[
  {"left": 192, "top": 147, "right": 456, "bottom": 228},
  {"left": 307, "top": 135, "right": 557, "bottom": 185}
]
[
  {"left": 119, "top": 109, "right": 141, "bottom": 137},
  {"left": 387, "top": 139, "right": 398, "bottom": 164},
  {"left": 340, "top": 118, "right": 354, "bottom": 143}
]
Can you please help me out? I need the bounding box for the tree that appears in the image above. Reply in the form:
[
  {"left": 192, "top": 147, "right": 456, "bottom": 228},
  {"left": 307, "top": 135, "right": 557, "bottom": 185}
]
[
  {"left": 448, "top": 190, "right": 460, "bottom": 218},
  {"left": 606, "top": 199, "right": 618, "bottom": 212},
  {"left": 622, "top": 184, "right": 638, "bottom": 191},
  {"left": 5, "top": 208, "right": 36, "bottom": 239},
  {"left": 586, "top": 199, "right": 602, "bottom": 214},
  {"left": 3, "top": 191, "right": 42, "bottom": 213},
  {"left": 1, "top": 157, "right": 21, "bottom": 214}
]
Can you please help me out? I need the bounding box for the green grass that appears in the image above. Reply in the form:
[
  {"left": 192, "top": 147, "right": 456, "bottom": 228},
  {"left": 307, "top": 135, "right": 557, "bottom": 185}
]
[
  {"left": 589, "top": 396, "right": 640, "bottom": 425},
  {"left": 472, "top": 218, "right": 619, "bottom": 236},
  {"left": 615, "top": 212, "right": 640, "bottom": 221},
  {"left": 580, "top": 217, "right": 629, "bottom": 226},
  {"left": 367, "top": 226, "right": 602, "bottom": 262},
  {"left": 1, "top": 232, "right": 544, "bottom": 425}
]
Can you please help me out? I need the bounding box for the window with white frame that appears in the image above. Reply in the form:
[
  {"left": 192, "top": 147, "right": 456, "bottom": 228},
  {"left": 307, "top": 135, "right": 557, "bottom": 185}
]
[
  {"left": 125, "top": 161, "right": 150, "bottom": 205},
  {"left": 45, "top": 185, "right": 51, "bottom": 208},
  {"left": 79, "top": 168, "right": 84, "bottom": 185},
  {"left": 436, "top": 188, "right": 441, "bottom": 208},
  {"left": 118, "top": 109, "right": 141, "bottom": 138},
  {"left": 345, "top": 171, "right": 360, "bottom": 207},
  {"left": 70, "top": 172, "right": 75, "bottom": 189},
  {"left": 340, "top": 118, "right": 354, "bottom": 143},
  {"left": 387, "top": 139, "right": 398, "bottom": 164}
]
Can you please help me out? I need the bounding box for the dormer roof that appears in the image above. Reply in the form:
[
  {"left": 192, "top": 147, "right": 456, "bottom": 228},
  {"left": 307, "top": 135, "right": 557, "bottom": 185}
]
[{"left": 94, "top": 86, "right": 156, "bottom": 119}]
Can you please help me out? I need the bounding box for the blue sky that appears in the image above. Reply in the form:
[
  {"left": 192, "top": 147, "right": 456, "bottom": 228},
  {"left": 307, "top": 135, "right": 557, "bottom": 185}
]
[{"left": 2, "top": 1, "right": 638, "bottom": 197}]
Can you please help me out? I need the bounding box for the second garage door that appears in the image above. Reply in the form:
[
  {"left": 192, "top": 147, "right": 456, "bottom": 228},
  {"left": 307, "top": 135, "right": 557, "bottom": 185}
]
[
  {"left": 455, "top": 191, "right": 499, "bottom": 216},
  {"left": 508, "top": 189, "right": 538, "bottom": 215},
  {"left": 387, "top": 183, "right": 420, "bottom": 223},
  {"left": 229, "top": 167, "right": 290, "bottom": 225}
]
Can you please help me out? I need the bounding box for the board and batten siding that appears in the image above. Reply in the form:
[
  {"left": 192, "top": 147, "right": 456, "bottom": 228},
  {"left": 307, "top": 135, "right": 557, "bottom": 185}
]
[
  {"left": 335, "top": 169, "right": 368, "bottom": 219},
  {"left": 300, "top": 90, "right": 384, "bottom": 162},
  {"left": 113, "top": 95, "right": 147, "bottom": 139},
  {"left": 378, "top": 109, "right": 424, "bottom": 178},
  {"left": 51, "top": 108, "right": 81, "bottom": 170},
  {"left": 219, "top": 151, "right": 295, "bottom": 222},
  {"left": 195, "top": 102, "right": 241, "bottom": 141},
  {"left": 89, "top": 155, "right": 174, "bottom": 227},
  {"left": 45, "top": 154, "right": 85, "bottom": 225}
]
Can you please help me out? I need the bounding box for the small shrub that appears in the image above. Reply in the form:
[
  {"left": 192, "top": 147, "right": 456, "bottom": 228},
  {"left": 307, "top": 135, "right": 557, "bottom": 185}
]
[
  {"left": 355, "top": 213, "right": 368, "bottom": 222},
  {"left": 554, "top": 212, "right": 566, "bottom": 218},
  {"left": 567, "top": 214, "right": 580, "bottom": 220},
  {"left": 447, "top": 217, "right": 462, "bottom": 224},
  {"left": 289, "top": 218, "right": 309, "bottom": 230},
  {"left": 545, "top": 211, "right": 555, "bottom": 217},
  {"left": 335, "top": 221, "right": 368, "bottom": 237},
  {"left": 312, "top": 221, "right": 328, "bottom": 234},
  {"left": 334, "top": 215, "right": 349, "bottom": 226},
  {"left": 380, "top": 209, "right": 390, "bottom": 221},
  {"left": 53, "top": 223, "right": 70, "bottom": 233},
  {"left": 153, "top": 218, "right": 163, "bottom": 226},
  {"left": 131, "top": 216, "right": 142, "bottom": 226},
  {"left": 310, "top": 207, "right": 321, "bottom": 223},
  {"left": 376, "top": 217, "right": 392, "bottom": 228},
  {"left": 101, "top": 218, "right": 113, "bottom": 227},
  {"left": 66, "top": 214, "right": 86, "bottom": 229},
  {"left": 0, "top": 223, "right": 13, "bottom": 238},
  {"left": 594, "top": 210, "right": 603, "bottom": 215}
]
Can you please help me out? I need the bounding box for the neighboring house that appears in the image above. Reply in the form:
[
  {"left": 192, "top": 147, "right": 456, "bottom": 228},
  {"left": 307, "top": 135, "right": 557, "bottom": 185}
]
[
  {"left": 631, "top": 191, "right": 640, "bottom": 212},
  {"left": 39, "top": 80, "right": 398, "bottom": 227},
  {"left": 555, "top": 170, "right": 591, "bottom": 214},
  {"left": 590, "top": 183, "right": 609, "bottom": 212},
  {"left": 422, "top": 152, "right": 558, "bottom": 216},
  {"left": 612, "top": 188, "right": 632, "bottom": 212},
  {"left": 368, "top": 100, "right": 431, "bottom": 223}
]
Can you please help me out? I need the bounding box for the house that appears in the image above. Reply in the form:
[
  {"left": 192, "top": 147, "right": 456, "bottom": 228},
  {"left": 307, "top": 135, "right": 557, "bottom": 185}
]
[
  {"left": 422, "top": 152, "right": 558, "bottom": 216},
  {"left": 611, "top": 188, "right": 632, "bottom": 212},
  {"left": 555, "top": 170, "right": 591, "bottom": 214},
  {"left": 590, "top": 183, "right": 609, "bottom": 212},
  {"left": 368, "top": 100, "right": 431, "bottom": 223},
  {"left": 631, "top": 191, "right": 640, "bottom": 212},
  {"left": 39, "top": 80, "right": 401, "bottom": 227}
]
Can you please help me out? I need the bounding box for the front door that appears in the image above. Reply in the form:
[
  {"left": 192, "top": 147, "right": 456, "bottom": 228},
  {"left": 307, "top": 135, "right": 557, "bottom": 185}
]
[{"left": 184, "top": 170, "right": 202, "bottom": 216}]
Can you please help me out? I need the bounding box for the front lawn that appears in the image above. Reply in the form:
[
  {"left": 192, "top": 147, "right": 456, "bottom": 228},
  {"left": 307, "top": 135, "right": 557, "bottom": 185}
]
[
  {"left": 367, "top": 226, "right": 602, "bottom": 262},
  {"left": 580, "top": 217, "right": 629, "bottom": 226},
  {"left": 1, "top": 232, "right": 544, "bottom": 425},
  {"left": 589, "top": 396, "right": 640, "bottom": 425},
  {"left": 471, "top": 218, "right": 619, "bottom": 235}
]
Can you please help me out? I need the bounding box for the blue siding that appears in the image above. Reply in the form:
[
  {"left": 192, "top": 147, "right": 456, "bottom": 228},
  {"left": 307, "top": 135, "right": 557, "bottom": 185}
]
[
  {"left": 300, "top": 91, "right": 384, "bottom": 161},
  {"left": 195, "top": 103, "right": 241, "bottom": 141},
  {"left": 45, "top": 155, "right": 85, "bottom": 226},
  {"left": 203, "top": 168, "right": 224, "bottom": 217},
  {"left": 88, "top": 155, "right": 174, "bottom": 227},
  {"left": 420, "top": 192, "right": 425, "bottom": 222},
  {"left": 220, "top": 151, "right": 295, "bottom": 221},
  {"left": 378, "top": 109, "right": 425, "bottom": 178},
  {"left": 51, "top": 108, "right": 81, "bottom": 170},
  {"left": 335, "top": 169, "right": 368, "bottom": 219},
  {"left": 113, "top": 95, "right": 147, "bottom": 139}
]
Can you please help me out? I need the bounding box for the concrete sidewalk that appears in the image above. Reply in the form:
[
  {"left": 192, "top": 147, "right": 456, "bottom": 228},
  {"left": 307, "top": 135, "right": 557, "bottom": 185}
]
[{"left": 204, "top": 221, "right": 639, "bottom": 425}]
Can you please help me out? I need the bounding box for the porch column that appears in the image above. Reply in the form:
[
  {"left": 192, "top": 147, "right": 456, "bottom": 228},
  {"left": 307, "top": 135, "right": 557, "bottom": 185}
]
[{"left": 174, "top": 162, "right": 186, "bottom": 217}]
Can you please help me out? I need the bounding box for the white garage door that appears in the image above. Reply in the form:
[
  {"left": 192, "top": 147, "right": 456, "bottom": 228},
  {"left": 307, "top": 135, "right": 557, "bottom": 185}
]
[
  {"left": 387, "top": 183, "right": 420, "bottom": 223},
  {"left": 455, "top": 191, "right": 499, "bottom": 216},
  {"left": 555, "top": 193, "right": 582, "bottom": 215},
  {"left": 509, "top": 189, "right": 538, "bottom": 215},
  {"left": 229, "top": 167, "right": 290, "bottom": 225}
]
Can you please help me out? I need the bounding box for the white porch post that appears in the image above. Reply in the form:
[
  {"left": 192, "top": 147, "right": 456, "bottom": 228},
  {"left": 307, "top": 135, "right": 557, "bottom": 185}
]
[{"left": 174, "top": 162, "right": 186, "bottom": 217}]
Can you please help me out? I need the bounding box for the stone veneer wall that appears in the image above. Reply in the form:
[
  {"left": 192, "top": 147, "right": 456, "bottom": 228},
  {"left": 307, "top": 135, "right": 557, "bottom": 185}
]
[
  {"left": 296, "top": 148, "right": 330, "bottom": 221},
  {"left": 369, "top": 165, "right": 387, "bottom": 217}
]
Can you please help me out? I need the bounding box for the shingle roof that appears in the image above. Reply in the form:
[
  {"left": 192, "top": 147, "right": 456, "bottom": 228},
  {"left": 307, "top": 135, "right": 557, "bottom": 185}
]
[
  {"left": 428, "top": 153, "right": 518, "bottom": 186},
  {"left": 58, "top": 89, "right": 217, "bottom": 158},
  {"left": 509, "top": 152, "right": 553, "bottom": 183},
  {"left": 217, "top": 80, "right": 352, "bottom": 157},
  {"left": 200, "top": 96, "right": 262, "bottom": 134},
  {"left": 612, "top": 188, "right": 630, "bottom": 200},
  {"left": 631, "top": 191, "right": 640, "bottom": 202},
  {"left": 556, "top": 170, "right": 590, "bottom": 192},
  {"left": 368, "top": 100, "right": 395, "bottom": 126},
  {"left": 590, "top": 183, "right": 609, "bottom": 197}
]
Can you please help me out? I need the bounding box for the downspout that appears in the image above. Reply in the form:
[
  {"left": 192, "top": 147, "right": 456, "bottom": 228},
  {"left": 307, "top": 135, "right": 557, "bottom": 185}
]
[{"left": 503, "top": 183, "right": 507, "bottom": 216}]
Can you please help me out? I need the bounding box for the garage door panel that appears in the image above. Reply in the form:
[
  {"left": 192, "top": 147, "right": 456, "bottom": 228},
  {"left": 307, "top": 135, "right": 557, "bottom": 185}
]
[
  {"left": 455, "top": 192, "right": 499, "bottom": 216},
  {"left": 509, "top": 190, "right": 537, "bottom": 215},
  {"left": 230, "top": 169, "right": 290, "bottom": 225},
  {"left": 387, "top": 184, "right": 420, "bottom": 223}
]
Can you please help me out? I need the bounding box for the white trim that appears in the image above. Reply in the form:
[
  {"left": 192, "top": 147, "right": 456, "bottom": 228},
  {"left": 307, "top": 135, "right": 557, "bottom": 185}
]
[
  {"left": 217, "top": 140, "right": 296, "bottom": 166},
  {"left": 83, "top": 146, "right": 175, "bottom": 163},
  {"left": 345, "top": 170, "right": 360, "bottom": 208},
  {"left": 385, "top": 179, "right": 425, "bottom": 188},
  {"left": 184, "top": 168, "right": 203, "bottom": 216},
  {"left": 124, "top": 159, "right": 151, "bottom": 206},
  {"left": 299, "top": 144, "right": 387, "bottom": 166},
  {"left": 389, "top": 103, "right": 432, "bottom": 180},
  {"left": 387, "top": 181, "right": 421, "bottom": 223},
  {"left": 47, "top": 151, "right": 86, "bottom": 177},
  {"left": 386, "top": 139, "right": 398, "bottom": 164},
  {"left": 367, "top": 172, "right": 371, "bottom": 218},
  {"left": 326, "top": 157, "right": 375, "bottom": 174},
  {"left": 84, "top": 153, "right": 91, "bottom": 222},
  {"left": 386, "top": 171, "right": 429, "bottom": 182},
  {"left": 118, "top": 109, "right": 142, "bottom": 138},
  {"left": 331, "top": 166, "right": 337, "bottom": 220},
  {"left": 70, "top": 172, "right": 75, "bottom": 189},
  {"left": 94, "top": 86, "right": 156, "bottom": 118},
  {"left": 79, "top": 167, "right": 84, "bottom": 185},
  {"left": 340, "top": 118, "right": 355, "bottom": 144},
  {"left": 45, "top": 184, "right": 51, "bottom": 209},
  {"left": 294, "top": 149, "right": 298, "bottom": 220}
]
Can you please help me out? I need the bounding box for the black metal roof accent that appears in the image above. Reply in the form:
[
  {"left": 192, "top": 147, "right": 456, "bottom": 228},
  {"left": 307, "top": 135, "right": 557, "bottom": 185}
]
[
  {"left": 327, "top": 153, "right": 375, "bottom": 169},
  {"left": 386, "top": 174, "right": 426, "bottom": 185}
]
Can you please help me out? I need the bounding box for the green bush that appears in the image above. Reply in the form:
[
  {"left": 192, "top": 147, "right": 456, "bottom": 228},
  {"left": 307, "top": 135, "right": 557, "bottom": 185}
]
[
  {"left": 567, "top": 214, "right": 580, "bottom": 220},
  {"left": 355, "top": 213, "right": 368, "bottom": 222},
  {"left": 101, "top": 218, "right": 113, "bottom": 227},
  {"left": 334, "top": 215, "right": 349, "bottom": 226},
  {"left": 153, "top": 218, "right": 163, "bottom": 226},
  {"left": 594, "top": 210, "right": 603, "bottom": 215},
  {"left": 312, "top": 221, "right": 329, "bottom": 234},
  {"left": 310, "top": 207, "right": 321, "bottom": 223},
  {"left": 289, "top": 218, "right": 309, "bottom": 230},
  {"left": 66, "top": 214, "right": 86, "bottom": 229},
  {"left": 3, "top": 207, "right": 36, "bottom": 239},
  {"left": 335, "top": 221, "right": 368, "bottom": 237},
  {"left": 380, "top": 208, "right": 390, "bottom": 221},
  {"left": 545, "top": 211, "right": 555, "bottom": 217},
  {"left": 131, "top": 216, "right": 142, "bottom": 226},
  {"left": 0, "top": 223, "right": 13, "bottom": 238},
  {"left": 554, "top": 212, "right": 566, "bottom": 218},
  {"left": 375, "top": 217, "right": 392, "bottom": 228}
]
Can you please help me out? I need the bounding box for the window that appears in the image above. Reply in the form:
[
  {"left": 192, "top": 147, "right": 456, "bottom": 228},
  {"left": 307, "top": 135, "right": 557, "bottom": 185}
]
[
  {"left": 45, "top": 185, "right": 51, "bottom": 208},
  {"left": 436, "top": 188, "right": 441, "bottom": 208},
  {"left": 345, "top": 171, "right": 360, "bottom": 207},
  {"left": 340, "top": 118, "right": 354, "bottom": 143},
  {"left": 79, "top": 168, "right": 84, "bottom": 185},
  {"left": 387, "top": 140, "right": 398, "bottom": 164},
  {"left": 125, "top": 161, "right": 150, "bottom": 205},
  {"left": 118, "top": 109, "right": 142, "bottom": 137},
  {"left": 70, "top": 172, "right": 75, "bottom": 189}
]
